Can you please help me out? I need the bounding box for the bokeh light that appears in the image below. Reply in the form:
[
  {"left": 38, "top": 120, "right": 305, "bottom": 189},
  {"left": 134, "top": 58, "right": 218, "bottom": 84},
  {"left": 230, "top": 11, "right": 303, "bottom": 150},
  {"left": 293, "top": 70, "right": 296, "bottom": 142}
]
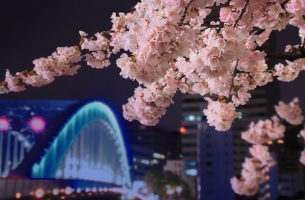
[
  {"left": 65, "top": 187, "right": 72, "bottom": 195},
  {"left": 0, "top": 117, "right": 10, "bottom": 131},
  {"left": 53, "top": 188, "right": 59, "bottom": 195},
  {"left": 35, "top": 189, "right": 44, "bottom": 198},
  {"left": 28, "top": 117, "right": 45, "bottom": 133},
  {"left": 15, "top": 192, "right": 21, "bottom": 199},
  {"left": 179, "top": 127, "right": 187, "bottom": 134}
]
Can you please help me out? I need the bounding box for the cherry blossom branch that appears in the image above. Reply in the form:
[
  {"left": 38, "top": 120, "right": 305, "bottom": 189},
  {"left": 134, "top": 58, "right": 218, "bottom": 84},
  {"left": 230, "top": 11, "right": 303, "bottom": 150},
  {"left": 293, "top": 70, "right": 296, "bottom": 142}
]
[
  {"left": 250, "top": 27, "right": 265, "bottom": 35},
  {"left": 232, "top": 97, "right": 305, "bottom": 196},
  {"left": 233, "top": 0, "right": 250, "bottom": 28},
  {"left": 281, "top": 0, "right": 290, "bottom": 7},
  {"left": 228, "top": 61, "right": 239, "bottom": 100},
  {"left": 178, "top": 0, "right": 194, "bottom": 26},
  {"left": 267, "top": 51, "right": 304, "bottom": 61}
]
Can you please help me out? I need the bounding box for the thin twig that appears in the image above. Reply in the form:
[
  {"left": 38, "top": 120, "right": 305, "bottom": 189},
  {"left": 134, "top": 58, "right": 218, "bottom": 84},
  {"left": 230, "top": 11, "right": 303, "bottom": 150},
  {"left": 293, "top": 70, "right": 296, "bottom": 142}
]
[
  {"left": 228, "top": 61, "right": 239, "bottom": 100},
  {"left": 267, "top": 51, "right": 304, "bottom": 60},
  {"left": 250, "top": 27, "right": 265, "bottom": 35},
  {"left": 281, "top": 0, "right": 290, "bottom": 7},
  {"left": 178, "top": 0, "right": 194, "bottom": 26},
  {"left": 233, "top": 0, "right": 250, "bottom": 28}
]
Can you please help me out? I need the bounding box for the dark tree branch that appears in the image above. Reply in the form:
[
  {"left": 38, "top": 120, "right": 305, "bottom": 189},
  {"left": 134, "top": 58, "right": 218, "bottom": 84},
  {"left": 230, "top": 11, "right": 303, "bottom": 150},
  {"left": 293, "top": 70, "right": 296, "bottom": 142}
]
[
  {"left": 266, "top": 51, "right": 304, "bottom": 61},
  {"left": 250, "top": 27, "right": 265, "bottom": 35},
  {"left": 281, "top": 0, "right": 290, "bottom": 7},
  {"left": 178, "top": 0, "right": 194, "bottom": 26},
  {"left": 233, "top": 0, "right": 250, "bottom": 28}
]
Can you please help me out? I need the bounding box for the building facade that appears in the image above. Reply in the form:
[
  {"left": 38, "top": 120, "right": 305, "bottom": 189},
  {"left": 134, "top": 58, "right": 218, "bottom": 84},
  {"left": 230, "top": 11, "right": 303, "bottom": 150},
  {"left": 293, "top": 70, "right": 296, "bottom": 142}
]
[{"left": 198, "top": 120, "right": 235, "bottom": 200}]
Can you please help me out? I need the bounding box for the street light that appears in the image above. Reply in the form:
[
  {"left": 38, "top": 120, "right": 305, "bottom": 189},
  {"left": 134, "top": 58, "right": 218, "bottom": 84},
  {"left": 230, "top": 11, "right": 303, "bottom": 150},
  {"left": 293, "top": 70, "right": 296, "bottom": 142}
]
[{"left": 176, "top": 186, "right": 182, "bottom": 200}]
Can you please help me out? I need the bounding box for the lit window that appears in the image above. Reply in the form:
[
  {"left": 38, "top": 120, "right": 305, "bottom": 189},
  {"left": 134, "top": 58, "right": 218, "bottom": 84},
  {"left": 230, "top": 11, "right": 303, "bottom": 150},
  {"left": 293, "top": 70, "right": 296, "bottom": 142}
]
[
  {"left": 183, "top": 115, "right": 201, "bottom": 121},
  {"left": 185, "top": 160, "right": 197, "bottom": 166},
  {"left": 185, "top": 169, "right": 197, "bottom": 176}
]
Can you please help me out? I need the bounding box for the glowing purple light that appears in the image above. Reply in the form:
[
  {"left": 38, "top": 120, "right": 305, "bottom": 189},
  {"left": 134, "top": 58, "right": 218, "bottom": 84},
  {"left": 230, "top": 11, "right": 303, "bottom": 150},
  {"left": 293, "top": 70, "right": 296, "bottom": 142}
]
[
  {"left": 0, "top": 118, "right": 10, "bottom": 131},
  {"left": 29, "top": 117, "right": 45, "bottom": 133}
]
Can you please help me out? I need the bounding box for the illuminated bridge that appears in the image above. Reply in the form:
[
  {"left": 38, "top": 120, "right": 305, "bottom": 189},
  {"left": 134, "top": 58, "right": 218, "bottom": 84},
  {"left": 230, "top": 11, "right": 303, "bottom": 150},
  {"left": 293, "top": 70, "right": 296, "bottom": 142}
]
[
  {"left": 0, "top": 101, "right": 139, "bottom": 199},
  {"left": 0, "top": 130, "right": 33, "bottom": 177}
]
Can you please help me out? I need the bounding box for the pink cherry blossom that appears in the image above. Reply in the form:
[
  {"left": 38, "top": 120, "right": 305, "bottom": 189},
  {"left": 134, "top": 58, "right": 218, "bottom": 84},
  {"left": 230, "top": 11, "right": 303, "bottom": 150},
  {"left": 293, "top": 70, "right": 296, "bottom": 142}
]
[
  {"left": 275, "top": 97, "right": 304, "bottom": 125},
  {"left": 203, "top": 97, "right": 241, "bottom": 131},
  {"left": 242, "top": 116, "right": 285, "bottom": 144},
  {"left": 300, "top": 150, "right": 305, "bottom": 165},
  {"left": 230, "top": 158, "right": 264, "bottom": 196},
  {"left": 249, "top": 144, "right": 276, "bottom": 167}
]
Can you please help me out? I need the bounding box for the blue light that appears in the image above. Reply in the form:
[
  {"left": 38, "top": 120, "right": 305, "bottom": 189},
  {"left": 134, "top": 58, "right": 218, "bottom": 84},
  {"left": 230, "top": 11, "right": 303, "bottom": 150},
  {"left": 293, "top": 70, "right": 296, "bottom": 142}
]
[
  {"left": 185, "top": 168, "right": 198, "bottom": 176},
  {"left": 31, "top": 101, "right": 132, "bottom": 187},
  {"left": 183, "top": 115, "right": 201, "bottom": 121}
]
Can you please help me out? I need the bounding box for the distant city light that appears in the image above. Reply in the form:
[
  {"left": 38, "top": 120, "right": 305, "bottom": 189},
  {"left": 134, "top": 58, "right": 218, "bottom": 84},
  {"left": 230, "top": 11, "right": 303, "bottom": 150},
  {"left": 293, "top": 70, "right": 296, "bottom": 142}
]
[
  {"left": 35, "top": 189, "right": 44, "bottom": 198},
  {"left": 65, "top": 187, "right": 72, "bottom": 195},
  {"left": 0, "top": 117, "right": 10, "bottom": 131},
  {"left": 185, "top": 169, "right": 197, "bottom": 176},
  {"left": 28, "top": 117, "right": 45, "bottom": 132},
  {"left": 166, "top": 189, "right": 175, "bottom": 195},
  {"left": 179, "top": 127, "right": 187, "bottom": 134},
  {"left": 15, "top": 192, "right": 21, "bottom": 199},
  {"left": 176, "top": 186, "right": 182, "bottom": 193},
  {"left": 184, "top": 115, "right": 201, "bottom": 121},
  {"left": 139, "top": 125, "right": 146, "bottom": 130},
  {"left": 153, "top": 153, "right": 165, "bottom": 159},
  {"left": 53, "top": 188, "right": 59, "bottom": 195},
  {"left": 277, "top": 139, "right": 284, "bottom": 144}
]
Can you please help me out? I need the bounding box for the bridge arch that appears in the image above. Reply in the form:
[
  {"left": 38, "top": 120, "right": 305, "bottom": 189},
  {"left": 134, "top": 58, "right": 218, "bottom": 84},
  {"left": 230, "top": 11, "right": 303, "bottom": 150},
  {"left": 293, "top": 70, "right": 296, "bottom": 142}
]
[
  {"left": 31, "top": 101, "right": 131, "bottom": 187},
  {"left": 0, "top": 130, "right": 33, "bottom": 177}
]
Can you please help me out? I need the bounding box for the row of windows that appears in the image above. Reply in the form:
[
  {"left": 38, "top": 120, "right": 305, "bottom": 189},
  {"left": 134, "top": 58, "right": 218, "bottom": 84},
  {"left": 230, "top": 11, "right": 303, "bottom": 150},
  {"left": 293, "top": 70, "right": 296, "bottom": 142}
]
[
  {"left": 205, "top": 171, "right": 230, "bottom": 175},
  {"left": 202, "top": 189, "right": 231, "bottom": 194},
  {"left": 182, "top": 134, "right": 197, "bottom": 139},
  {"left": 182, "top": 98, "right": 205, "bottom": 103},
  {"left": 182, "top": 107, "right": 200, "bottom": 112},
  {"left": 183, "top": 143, "right": 197, "bottom": 147},
  {"left": 185, "top": 160, "right": 197, "bottom": 166},
  {"left": 205, "top": 161, "right": 230, "bottom": 166},
  {"left": 242, "top": 112, "right": 266, "bottom": 118},
  {"left": 204, "top": 152, "right": 230, "bottom": 157},
  {"left": 233, "top": 143, "right": 248, "bottom": 146},
  {"left": 238, "top": 103, "right": 266, "bottom": 108},
  {"left": 183, "top": 115, "right": 201, "bottom": 121},
  {"left": 205, "top": 133, "right": 228, "bottom": 138},
  {"left": 183, "top": 152, "right": 197, "bottom": 156},
  {"left": 233, "top": 151, "right": 246, "bottom": 154},
  {"left": 183, "top": 124, "right": 198, "bottom": 129}
]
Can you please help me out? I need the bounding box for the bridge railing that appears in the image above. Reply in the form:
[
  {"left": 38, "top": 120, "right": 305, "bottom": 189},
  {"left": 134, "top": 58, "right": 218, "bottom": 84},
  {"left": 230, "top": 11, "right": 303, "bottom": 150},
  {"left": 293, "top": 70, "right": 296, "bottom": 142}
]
[{"left": 0, "top": 178, "right": 119, "bottom": 199}]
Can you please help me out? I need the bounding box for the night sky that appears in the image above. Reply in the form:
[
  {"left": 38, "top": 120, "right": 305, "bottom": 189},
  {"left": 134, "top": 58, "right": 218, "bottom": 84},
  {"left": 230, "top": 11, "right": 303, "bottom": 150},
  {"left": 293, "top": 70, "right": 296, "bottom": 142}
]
[{"left": 0, "top": 1, "right": 304, "bottom": 131}]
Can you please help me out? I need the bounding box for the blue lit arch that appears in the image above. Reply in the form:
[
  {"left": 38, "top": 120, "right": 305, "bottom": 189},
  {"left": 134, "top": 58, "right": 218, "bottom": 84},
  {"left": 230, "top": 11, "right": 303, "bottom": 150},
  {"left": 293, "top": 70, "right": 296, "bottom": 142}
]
[{"left": 31, "top": 101, "right": 131, "bottom": 187}]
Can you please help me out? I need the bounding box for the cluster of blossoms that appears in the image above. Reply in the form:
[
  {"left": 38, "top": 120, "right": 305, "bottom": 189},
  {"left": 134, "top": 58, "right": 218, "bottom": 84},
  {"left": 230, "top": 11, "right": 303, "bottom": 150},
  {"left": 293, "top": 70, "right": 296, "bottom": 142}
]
[
  {"left": 232, "top": 98, "right": 305, "bottom": 195},
  {"left": 2, "top": 0, "right": 305, "bottom": 131},
  {"left": 2, "top": 0, "right": 305, "bottom": 196},
  {"left": 1, "top": 31, "right": 112, "bottom": 94},
  {"left": 275, "top": 97, "right": 304, "bottom": 125},
  {"left": 230, "top": 158, "right": 265, "bottom": 195},
  {"left": 275, "top": 98, "right": 305, "bottom": 167}
]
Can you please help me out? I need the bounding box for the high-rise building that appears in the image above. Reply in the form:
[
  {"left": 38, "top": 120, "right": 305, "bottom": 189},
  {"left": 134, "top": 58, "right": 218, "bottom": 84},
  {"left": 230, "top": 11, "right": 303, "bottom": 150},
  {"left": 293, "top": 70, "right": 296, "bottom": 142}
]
[
  {"left": 126, "top": 125, "right": 182, "bottom": 182},
  {"left": 198, "top": 120, "right": 235, "bottom": 200},
  {"left": 129, "top": 144, "right": 156, "bottom": 181}
]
